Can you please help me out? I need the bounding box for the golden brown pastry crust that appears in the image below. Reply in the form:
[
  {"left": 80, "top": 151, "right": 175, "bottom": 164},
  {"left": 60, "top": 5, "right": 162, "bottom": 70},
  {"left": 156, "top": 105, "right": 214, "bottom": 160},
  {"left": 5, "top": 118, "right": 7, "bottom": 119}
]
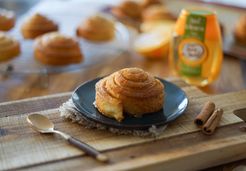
[
  {"left": 111, "top": 1, "right": 142, "bottom": 21},
  {"left": 76, "top": 15, "right": 115, "bottom": 42},
  {"left": 34, "top": 32, "right": 83, "bottom": 66},
  {"left": 141, "top": 0, "right": 162, "bottom": 9},
  {"left": 0, "top": 32, "right": 20, "bottom": 62},
  {"left": 95, "top": 68, "right": 164, "bottom": 122},
  {"left": 142, "top": 5, "right": 175, "bottom": 22},
  {"left": 21, "top": 13, "right": 58, "bottom": 39},
  {"left": 0, "top": 8, "right": 15, "bottom": 31},
  {"left": 234, "top": 15, "right": 246, "bottom": 44}
]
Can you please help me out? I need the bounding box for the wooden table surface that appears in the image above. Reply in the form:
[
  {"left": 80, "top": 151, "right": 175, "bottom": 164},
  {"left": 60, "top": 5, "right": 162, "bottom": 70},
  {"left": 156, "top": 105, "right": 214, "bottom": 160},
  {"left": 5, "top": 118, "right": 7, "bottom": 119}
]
[{"left": 0, "top": 86, "right": 246, "bottom": 171}]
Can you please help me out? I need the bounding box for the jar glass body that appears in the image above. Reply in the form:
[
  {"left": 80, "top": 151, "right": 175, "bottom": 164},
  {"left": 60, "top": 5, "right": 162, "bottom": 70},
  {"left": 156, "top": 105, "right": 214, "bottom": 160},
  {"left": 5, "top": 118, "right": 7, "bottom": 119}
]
[{"left": 169, "top": 9, "right": 223, "bottom": 86}]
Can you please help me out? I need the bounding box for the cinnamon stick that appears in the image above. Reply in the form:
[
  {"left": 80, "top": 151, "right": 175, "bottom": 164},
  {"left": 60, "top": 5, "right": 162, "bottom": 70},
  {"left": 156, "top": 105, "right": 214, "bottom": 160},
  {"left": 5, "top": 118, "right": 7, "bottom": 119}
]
[
  {"left": 202, "top": 108, "right": 223, "bottom": 135},
  {"left": 194, "top": 101, "right": 215, "bottom": 126}
]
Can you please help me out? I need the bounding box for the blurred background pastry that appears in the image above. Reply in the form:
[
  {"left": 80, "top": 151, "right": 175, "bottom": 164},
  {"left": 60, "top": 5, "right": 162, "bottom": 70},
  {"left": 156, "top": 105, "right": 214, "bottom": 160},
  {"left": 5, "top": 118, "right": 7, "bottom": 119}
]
[
  {"left": 34, "top": 32, "right": 83, "bottom": 66},
  {"left": 76, "top": 15, "right": 115, "bottom": 42},
  {"left": 0, "top": 8, "right": 15, "bottom": 31},
  {"left": 95, "top": 67, "right": 164, "bottom": 122},
  {"left": 140, "top": 0, "right": 162, "bottom": 9},
  {"left": 111, "top": 0, "right": 142, "bottom": 21},
  {"left": 21, "top": 13, "right": 58, "bottom": 39},
  {"left": 234, "top": 15, "right": 246, "bottom": 45},
  {"left": 0, "top": 32, "right": 20, "bottom": 62},
  {"left": 142, "top": 5, "right": 175, "bottom": 22}
]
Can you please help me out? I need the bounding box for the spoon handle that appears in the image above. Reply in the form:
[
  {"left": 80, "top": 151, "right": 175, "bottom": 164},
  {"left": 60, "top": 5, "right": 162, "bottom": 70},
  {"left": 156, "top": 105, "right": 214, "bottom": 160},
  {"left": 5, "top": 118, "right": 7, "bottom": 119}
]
[{"left": 68, "top": 136, "right": 109, "bottom": 163}]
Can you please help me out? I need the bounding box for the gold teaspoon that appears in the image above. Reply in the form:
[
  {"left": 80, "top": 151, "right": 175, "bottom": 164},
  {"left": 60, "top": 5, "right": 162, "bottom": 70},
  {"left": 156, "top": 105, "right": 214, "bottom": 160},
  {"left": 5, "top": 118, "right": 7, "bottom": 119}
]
[{"left": 27, "top": 113, "right": 109, "bottom": 163}]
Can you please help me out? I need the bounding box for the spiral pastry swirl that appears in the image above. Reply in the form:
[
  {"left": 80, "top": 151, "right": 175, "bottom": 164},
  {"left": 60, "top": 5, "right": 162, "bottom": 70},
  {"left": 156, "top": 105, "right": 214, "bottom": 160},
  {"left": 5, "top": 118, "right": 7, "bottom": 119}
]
[
  {"left": 34, "top": 32, "right": 83, "bottom": 66},
  {"left": 21, "top": 13, "right": 58, "bottom": 39},
  {"left": 0, "top": 32, "right": 20, "bottom": 62},
  {"left": 77, "top": 15, "right": 115, "bottom": 42},
  {"left": 95, "top": 68, "right": 164, "bottom": 122},
  {"left": 0, "top": 8, "right": 15, "bottom": 31}
]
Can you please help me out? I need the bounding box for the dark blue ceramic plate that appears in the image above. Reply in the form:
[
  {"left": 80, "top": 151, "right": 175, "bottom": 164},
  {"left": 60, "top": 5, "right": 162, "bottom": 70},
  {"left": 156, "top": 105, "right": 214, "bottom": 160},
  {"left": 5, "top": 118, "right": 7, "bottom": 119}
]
[{"left": 72, "top": 77, "right": 188, "bottom": 130}]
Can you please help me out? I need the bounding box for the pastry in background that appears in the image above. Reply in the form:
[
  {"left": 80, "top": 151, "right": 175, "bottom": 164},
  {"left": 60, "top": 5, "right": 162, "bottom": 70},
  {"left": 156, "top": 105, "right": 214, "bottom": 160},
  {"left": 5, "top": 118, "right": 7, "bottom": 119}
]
[
  {"left": 76, "top": 15, "right": 115, "bottom": 42},
  {"left": 111, "top": 0, "right": 142, "bottom": 21},
  {"left": 140, "top": 0, "right": 162, "bottom": 9},
  {"left": 0, "top": 32, "right": 20, "bottom": 62},
  {"left": 142, "top": 5, "right": 175, "bottom": 22},
  {"left": 234, "top": 15, "right": 246, "bottom": 44},
  {"left": 0, "top": 8, "right": 15, "bottom": 31},
  {"left": 21, "top": 13, "right": 58, "bottom": 39},
  {"left": 95, "top": 67, "right": 164, "bottom": 122},
  {"left": 34, "top": 32, "right": 83, "bottom": 66}
]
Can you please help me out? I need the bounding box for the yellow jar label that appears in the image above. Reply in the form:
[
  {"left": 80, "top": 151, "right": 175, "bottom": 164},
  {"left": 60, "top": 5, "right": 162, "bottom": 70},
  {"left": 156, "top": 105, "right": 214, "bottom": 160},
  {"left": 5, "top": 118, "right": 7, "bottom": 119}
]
[
  {"left": 170, "top": 9, "right": 223, "bottom": 85},
  {"left": 174, "top": 13, "right": 207, "bottom": 76},
  {"left": 178, "top": 38, "right": 207, "bottom": 67}
]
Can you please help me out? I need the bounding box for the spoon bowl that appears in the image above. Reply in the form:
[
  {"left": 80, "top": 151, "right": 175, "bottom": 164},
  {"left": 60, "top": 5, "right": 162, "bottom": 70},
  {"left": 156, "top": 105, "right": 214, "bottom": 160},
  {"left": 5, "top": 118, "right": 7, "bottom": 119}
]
[{"left": 27, "top": 113, "right": 54, "bottom": 133}]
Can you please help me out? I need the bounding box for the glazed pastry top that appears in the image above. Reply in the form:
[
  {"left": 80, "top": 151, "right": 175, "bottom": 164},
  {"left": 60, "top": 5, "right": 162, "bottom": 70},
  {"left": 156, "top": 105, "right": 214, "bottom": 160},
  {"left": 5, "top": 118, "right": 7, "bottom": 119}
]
[
  {"left": 112, "top": 1, "right": 142, "bottom": 20},
  {"left": 0, "top": 32, "right": 18, "bottom": 51},
  {"left": 0, "top": 8, "right": 15, "bottom": 23},
  {"left": 81, "top": 15, "right": 114, "bottom": 34},
  {"left": 22, "top": 13, "right": 58, "bottom": 30},
  {"left": 105, "top": 68, "right": 163, "bottom": 98},
  {"left": 35, "top": 32, "right": 81, "bottom": 55},
  {"left": 76, "top": 15, "right": 115, "bottom": 41}
]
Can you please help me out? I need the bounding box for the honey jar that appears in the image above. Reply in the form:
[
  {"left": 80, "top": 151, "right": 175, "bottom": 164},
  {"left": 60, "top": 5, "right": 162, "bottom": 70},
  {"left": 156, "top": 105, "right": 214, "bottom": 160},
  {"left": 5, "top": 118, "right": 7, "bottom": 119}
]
[{"left": 169, "top": 9, "right": 223, "bottom": 86}]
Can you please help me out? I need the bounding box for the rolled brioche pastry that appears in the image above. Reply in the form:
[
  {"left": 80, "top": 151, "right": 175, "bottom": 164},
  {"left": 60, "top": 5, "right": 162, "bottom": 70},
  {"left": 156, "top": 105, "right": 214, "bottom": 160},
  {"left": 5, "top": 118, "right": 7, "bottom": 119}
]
[
  {"left": 0, "top": 32, "right": 20, "bottom": 62},
  {"left": 95, "top": 68, "right": 164, "bottom": 122},
  {"left": 34, "top": 32, "right": 83, "bottom": 66},
  {"left": 111, "top": 0, "right": 142, "bottom": 21},
  {"left": 21, "top": 13, "right": 58, "bottom": 39},
  {"left": 0, "top": 8, "right": 15, "bottom": 31},
  {"left": 76, "top": 15, "right": 115, "bottom": 42}
]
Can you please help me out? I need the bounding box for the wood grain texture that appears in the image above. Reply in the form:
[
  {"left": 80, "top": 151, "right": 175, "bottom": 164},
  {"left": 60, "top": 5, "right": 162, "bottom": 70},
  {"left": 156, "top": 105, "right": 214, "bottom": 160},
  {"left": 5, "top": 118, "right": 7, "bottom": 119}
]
[
  {"left": 0, "top": 82, "right": 245, "bottom": 171},
  {"left": 13, "top": 123, "right": 246, "bottom": 171}
]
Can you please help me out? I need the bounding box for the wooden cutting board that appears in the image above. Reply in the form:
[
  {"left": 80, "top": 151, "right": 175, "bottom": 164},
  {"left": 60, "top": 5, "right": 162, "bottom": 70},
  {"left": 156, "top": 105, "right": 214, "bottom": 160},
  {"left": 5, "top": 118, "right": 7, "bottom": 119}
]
[{"left": 0, "top": 78, "right": 246, "bottom": 171}]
